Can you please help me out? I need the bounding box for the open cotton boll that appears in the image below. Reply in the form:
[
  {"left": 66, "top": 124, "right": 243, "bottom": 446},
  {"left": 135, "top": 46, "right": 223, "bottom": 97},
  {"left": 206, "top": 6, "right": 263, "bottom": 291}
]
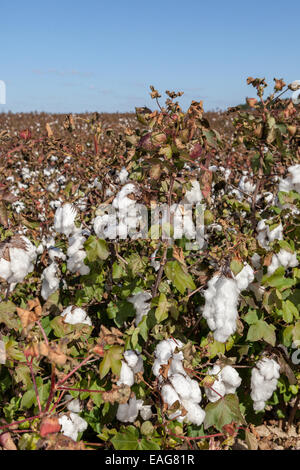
[
  {"left": 234, "top": 263, "right": 254, "bottom": 291},
  {"left": 161, "top": 384, "right": 181, "bottom": 407},
  {"left": 112, "top": 183, "right": 138, "bottom": 212},
  {"left": 117, "top": 167, "right": 129, "bottom": 184},
  {"left": 116, "top": 395, "right": 142, "bottom": 423},
  {"left": 118, "top": 361, "right": 135, "bottom": 387},
  {"left": 279, "top": 164, "right": 300, "bottom": 194},
  {"left": 181, "top": 400, "right": 206, "bottom": 426},
  {"left": 0, "top": 258, "right": 12, "bottom": 281},
  {"left": 125, "top": 351, "right": 144, "bottom": 375},
  {"left": 205, "top": 377, "right": 226, "bottom": 403},
  {"left": 0, "top": 236, "right": 37, "bottom": 287},
  {"left": 41, "top": 262, "right": 60, "bottom": 300},
  {"left": 256, "top": 220, "right": 283, "bottom": 249},
  {"left": 66, "top": 395, "right": 81, "bottom": 413},
  {"left": 93, "top": 214, "right": 117, "bottom": 240},
  {"left": 128, "top": 291, "right": 152, "bottom": 326},
  {"left": 58, "top": 412, "right": 88, "bottom": 441},
  {"left": 61, "top": 306, "right": 92, "bottom": 326},
  {"left": 267, "top": 249, "right": 298, "bottom": 275},
  {"left": 48, "top": 247, "right": 66, "bottom": 262},
  {"left": 220, "top": 365, "right": 242, "bottom": 393},
  {"left": 169, "top": 374, "right": 191, "bottom": 400},
  {"left": 54, "top": 203, "right": 77, "bottom": 236},
  {"left": 184, "top": 180, "right": 202, "bottom": 204},
  {"left": 185, "top": 377, "right": 202, "bottom": 403},
  {"left": 202, "top": 276, "right": 240, "bottom": 343},
  {"left": 205, "top": 364, "right": 241, "bottom": 402},
  {"left": 168, "top": 356, "right": 186, "bottom": 376},
  {"left": 67, "top": 229, "right": 90, "bottom": 276},
  {"left": 250, "top": 357, "right": 280, "bottom": 411},
  {"left": 139, "top": 404, "right": 153, "bottom": 421}
]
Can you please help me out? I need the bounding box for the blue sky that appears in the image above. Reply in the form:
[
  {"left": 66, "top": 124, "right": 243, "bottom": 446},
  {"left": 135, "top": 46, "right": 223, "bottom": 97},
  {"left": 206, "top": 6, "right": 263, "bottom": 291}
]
[{"left": 1, "top": 0, "right": 299, "bottom": 113}]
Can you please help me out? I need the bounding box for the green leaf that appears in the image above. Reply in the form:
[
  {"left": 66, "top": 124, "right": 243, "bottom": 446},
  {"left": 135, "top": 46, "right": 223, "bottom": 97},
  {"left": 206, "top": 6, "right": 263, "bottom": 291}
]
[
  {"left": 99, "top": 345, "right": 124, "bottom": 379},
  {"left": 84, "top": 236, "right": 109, "bottom": 262},
  {"left": 164, "top": 261, "right": 196, "bottom": 294},
  {"left": 230, "top": 259, "right": 244, "bottom": 276},
  {"left": 20, "top": 389, "right": 36, "bottom": 409},
  {"left": 155, "top": 293, "right": 171, "bottom": 323},
  {"left": 0, "top": 301, "right": 19, "bottom": 329},
  {"left": 243, "top": 310, "right": 258, "bottom": 325},
  {"left": 247, "top": 319, "right": 276, "bottom": 346},
  {"left": 282, "top": 300, "right": 299, "bottom": 323},
  {"left": 111, "top": 425, "right": 139, "bottom": 450},
  {"left": 204, "top": 394, "right": 246, "bottom": 432},
  {"left": 262, "top": 267, "right": 296, "bottom": 290}
]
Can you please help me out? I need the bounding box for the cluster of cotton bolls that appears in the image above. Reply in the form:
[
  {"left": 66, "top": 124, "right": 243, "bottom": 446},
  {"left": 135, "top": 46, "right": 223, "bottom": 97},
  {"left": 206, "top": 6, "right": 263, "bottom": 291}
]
[
  {"left": 204, "top": 365, "right": 242, "bottom": 402},
  {"left": 202, "top": 263, "right": 254, "bottom": 343},
  {"left": 60, "top": 306, "right": 92, "bottom": 326},
  {"left": 128, "top": 291, "right": 152, "bottom": 326},
  {"left": 116, "top": 350, "right": 152, "bottom": 423},
  {"left": 58, "top": 395, "right": 88, "bottom": 441},
  {"left": 250, "top": 357, "right": 280, "bottom": 411},
  {"left": 171, "top": 180, "right": 203, "bottom": 241},
  {"left": 153, "top": 338, "right": 206, "bottom": 426},
  {"left": 0, "top": 236, "right": 37, "bottom": 292}
]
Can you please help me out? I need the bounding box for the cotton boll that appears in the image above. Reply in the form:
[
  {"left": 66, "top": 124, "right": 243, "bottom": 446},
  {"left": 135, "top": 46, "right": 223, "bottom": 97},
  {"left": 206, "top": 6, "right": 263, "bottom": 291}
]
[
  {"left": 184, "top": 180, "right": 202, "bottom": 204},
  {"left": 117, "top": 167, "right": 129, "bottom": 184},
  {"left": 67, "top": 229, "right": 90, "bottom": 276},
  {"left": 220, "top": 365, "right": 242, "bottom": 393},
  {"left": 153, "top": 358, "right": 166, "bottom": 377},
  {"left": 124, "top": 350, "right": 139, "bottom": 369},
  {"left": 202, "top": 276, "right": 240, "bottom": 343},
  {"left": 181, "top": 400, "right": 206, "bottom": 426},
  {"left": 66, "top": 395, "right": 81, "bottom": 413},
  {"left": 169, "top": 374, "right": 191, "bottom": 400},
  {"left": 250, "top": 357, "right": 280, "bottom": 411},
  {"left": 54, "top": 203, "right": 77, "bottom": 236},
  {"left": 234, "top": 264, "right": 254, "bottom": 291},
  {"left": 61, "top": 306, "right": 92, "bottom": 326},
  {"left": 169, "top": 357, "right": 186, "bottom": 377},
  {"left": 267, "top": 249, "right": 298, "bottom": 275},
  {"left": 205, "top": 377, "right": 226, "bottom": 402},
  {"left": 128, "top": 291, "right": 151, "bottom": 326},
  {"left": 161, "top": 384, "right": 180, "bottom": 407},
  {"left": 154, "top": 340, "right": 173, "bottom": 363},
  {"left": 93, "top": 214, "right": 117, "bottom": 240},
  {"left": 116, "top": 395, "right": 140, "bottom": 423},
  {"left": 118, "top": 361, "right": 135, "bottom": 387},
  {"left": 256, "top": 358, "right": 280, "bottom": 381},
  {"left": 0, "top": 258, "right": 12, "bottom": 281},
  {"left": 41, "top": 262, "right": 60, "bottom": 300},
  {"left": 185, "top": 377, "right": 202, "bottom": 403},
  {"left": 59, "top": 412, "right": 88, "bottom": 441},
  {"left": 48, "top": 247, "right": 66, "bottom": 262},
  {"left": 139, "top": 405, "right": 153, "bottom": 421}
]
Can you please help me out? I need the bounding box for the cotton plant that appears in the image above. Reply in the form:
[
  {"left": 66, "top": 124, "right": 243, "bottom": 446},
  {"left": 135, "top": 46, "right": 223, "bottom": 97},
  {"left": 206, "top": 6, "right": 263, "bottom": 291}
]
[
  {"left": 60, "top": 306, "right": 92, "bottom": 326},
  {"left": 204, "top": 364, "right": 242, "bottom": 403},
  {"left": 250, "top": 357, "right": 280, "bottom": 411},
  {"left": 152, "top": 338, "right": 206, "bottom": 426}
]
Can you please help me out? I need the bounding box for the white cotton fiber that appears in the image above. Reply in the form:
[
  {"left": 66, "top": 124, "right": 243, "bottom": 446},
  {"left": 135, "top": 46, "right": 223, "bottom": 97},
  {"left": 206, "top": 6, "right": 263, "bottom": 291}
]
[
  {"left": 61, "top": 306, "right": 92, "bottom": 326},
  {"left": 54, "top": 203, "right": 77, "bottom": 236},
  {"left": 205, "top": 364, "right": 241, "bottom": 402},
  {"left": 41, "top": 262, "right": 60, "bottom": 300},
  {"left": 59, "top": 412, "right": 88, "bottom": 441},
  {"left": 250, "top": 357, "right": 280, "bottom": 411},
  {"left": 161, "top": 384, "right": 181, "bottom": 406},
  {"left": 267, "top": 249, "right": 298, "bottom": 275},
  {"left": 128, "top": 291, "right": 152, "bottom": 326}
]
